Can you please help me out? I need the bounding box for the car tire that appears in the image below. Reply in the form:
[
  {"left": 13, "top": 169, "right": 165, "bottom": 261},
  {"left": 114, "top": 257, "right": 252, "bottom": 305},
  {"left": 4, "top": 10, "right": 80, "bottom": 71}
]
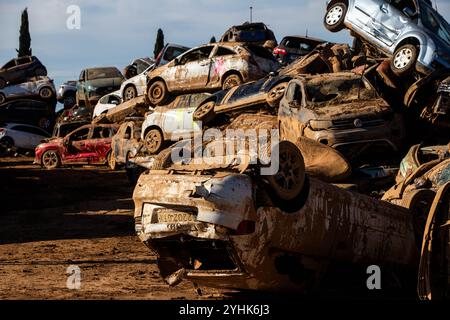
[
  {"left": 0, "top": 137, "right": 14, "bottom": 149},
  {"left": 0, "top": 93, "right": 5, "bottom": 104},
  {"left": 267, "top": 82, "right": 289, "bottom": 108},
  {"left": 324, "top": 2, "right": 347, "bottom": 33},
  {"left": 34, "top": 67, "right": 46, "bottom": 77},
  {"left": 42, "top": 150, "right": 61, "bottom": 169},
  {"left": 107, "top": 151, "right": 117, "bottom": 170},
  {"left": 265, "top": 141, "right": 306, "bottom": 201},
  {"left": 390, "top": 44, "right": 418, "bottom": 77},
  {"left": 222, "top": 74, "right": 242, "bottom": 90},
  {"left": 39, "top": 87, "right": 53, "bottom": 99},
  {"left": 0, "top": 78, "right": 5, "bottom": 89},
  {"left": 144, "top": 128, "right": 164, "bottom": 155},
  {"left": 124, "top": 85, "right": 138, "bottom": 102},
  {"left": 193, "top": 101, "right": 216, "bottom": 124},
  {"left": 147, "top": 81, "right": 168, "bottom": 106},
  {"left": 64, "top": 95, "right": 76, "bottom": 109}
]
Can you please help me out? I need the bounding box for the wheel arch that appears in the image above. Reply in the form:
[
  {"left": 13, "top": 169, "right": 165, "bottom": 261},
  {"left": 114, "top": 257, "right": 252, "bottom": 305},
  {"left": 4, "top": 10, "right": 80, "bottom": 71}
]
[
  {"left": 221, "top": 70, "right": 243, "bottom": 87},
  {"left": 143, "top": 124, "right": 165, "bottom": 141}
]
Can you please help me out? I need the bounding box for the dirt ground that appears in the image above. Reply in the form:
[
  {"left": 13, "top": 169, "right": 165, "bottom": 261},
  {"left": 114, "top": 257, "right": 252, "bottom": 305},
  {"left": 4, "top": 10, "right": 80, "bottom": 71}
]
[{"left": 0, "top": 157, "right": 229, "bottom": 300}]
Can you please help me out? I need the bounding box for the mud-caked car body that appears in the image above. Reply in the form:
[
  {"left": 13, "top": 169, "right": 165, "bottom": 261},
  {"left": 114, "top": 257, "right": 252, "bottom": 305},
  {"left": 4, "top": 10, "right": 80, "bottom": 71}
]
[
  {"left": 324, "top": 0, "right": 450, "bottom": 76},
  {"left": 0, "top": 76, "right": 55, "bottom": 104},
  {"left": 34, "top": 123, "right": 118, "bottom": 169},
  {"left": 145, "top": 43, "right": 280, "bottom": 105},
  {"left": 133, "top": 140, "right": 418, "bottom": 292},
  {"left": 192, "top": 75, "right": 291, "bottom": 124},
  {"left": 110, "top": 121, "right": 143, "bottom": 169},
  {"left": 278, "top": 72, "right": 405, "bottom": 164}
]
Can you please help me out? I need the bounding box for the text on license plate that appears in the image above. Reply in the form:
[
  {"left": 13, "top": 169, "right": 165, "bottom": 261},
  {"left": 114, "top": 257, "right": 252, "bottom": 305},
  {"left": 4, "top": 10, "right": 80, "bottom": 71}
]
[{"left": 155, "top": 209, "right": 196, "bottom": 223}]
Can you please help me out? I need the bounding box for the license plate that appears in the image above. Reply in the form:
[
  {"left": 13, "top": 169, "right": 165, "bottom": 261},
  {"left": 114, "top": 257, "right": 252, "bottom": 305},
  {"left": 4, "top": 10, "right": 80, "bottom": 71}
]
[{"left": 155, "top": 208, "right": 196, "bottom": 223}]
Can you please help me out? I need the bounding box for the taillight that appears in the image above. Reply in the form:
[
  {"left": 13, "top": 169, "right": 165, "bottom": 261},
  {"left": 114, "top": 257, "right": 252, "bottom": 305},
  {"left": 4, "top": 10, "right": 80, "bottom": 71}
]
[
  {"left": 0, "top": 128, "right": 5, "bottom": 133},
  {"left": 273, "top": 47, "right": 287, "bottom": 55},
  {"left": 234, "top": 220, "right": 256, "bottom": 235}
]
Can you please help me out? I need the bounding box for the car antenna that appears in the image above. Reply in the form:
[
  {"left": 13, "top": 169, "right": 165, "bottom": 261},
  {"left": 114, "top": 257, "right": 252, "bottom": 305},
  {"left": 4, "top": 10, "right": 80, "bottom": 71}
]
[{"left": 306, "top": 28, "right": 308, "bottom": 38}]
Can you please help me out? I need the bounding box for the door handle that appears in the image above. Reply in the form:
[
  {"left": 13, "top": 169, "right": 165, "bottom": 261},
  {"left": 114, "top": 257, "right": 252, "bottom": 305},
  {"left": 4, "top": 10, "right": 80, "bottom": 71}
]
[{"left": 380, "top": 5, "right": 388, "bottom": 14}]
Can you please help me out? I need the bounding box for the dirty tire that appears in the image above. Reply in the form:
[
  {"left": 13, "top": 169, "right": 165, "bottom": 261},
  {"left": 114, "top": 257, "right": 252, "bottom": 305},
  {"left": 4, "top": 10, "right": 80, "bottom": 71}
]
[
  {"left": 0, "top": 78, "right": 5, "bottom": 89},
  {"left": 267, "top": 82, "right": 289, "bottom": 107},
  {"left": 266, "top": 141, "right": 305, "bottom": 201},
  {"left": 64, "top": 95, "right": 76, "bottom": 108},
  {"left": 222, "top": 74, "right": 242, "bottom": 90},
  {"left": 42, "top": 150, "right": 61, "bottom": 169},
  {"left": 124, "top": 85, "right": 137, "bottom": 102},
  {"left": 107, "top": 152, "right": 117, "bottom": 170},
  {"left": 324, "top": 2, "right": 347, "bottom": 33},
  {"left": 39, "top": 87, "right": 53, "bottom": 99},
  {"left": 193, "top": 101, "right": 216, "bottom": 124},
  {"left": 0, "top": 137, "right": 14, "bottom": 149},
  {"left": 147, "top": 81, "right": 168, "bottom": 105},
  {"left": 145, "top": 128, "right": 164, "bottom": 155},
  {"left": 390, "top": 44, "right": 418, "bottom": 77},
  {"left": 152, "top": 147, "right": 173, "bottom": 170},
  {"left": 0, "top": 93, "right": 5, "bottom": 104},
  {"left": 34, "top": 67, "right": 46, "bottom": 77}
]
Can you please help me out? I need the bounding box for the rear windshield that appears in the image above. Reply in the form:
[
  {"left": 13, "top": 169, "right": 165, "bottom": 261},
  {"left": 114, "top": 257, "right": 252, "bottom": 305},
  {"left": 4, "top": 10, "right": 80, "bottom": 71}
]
[
  {"left": 87, "top": 68, "right": 122, "bottom": 81},
  {"left": 305, "top": 77, "right": 379, "bottom": 107}
]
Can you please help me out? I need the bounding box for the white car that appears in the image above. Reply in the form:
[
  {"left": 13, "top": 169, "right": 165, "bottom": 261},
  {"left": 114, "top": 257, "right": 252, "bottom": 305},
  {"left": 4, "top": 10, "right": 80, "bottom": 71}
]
[
  {"left": 92, "top": 90, "right": 122, "bottom": 119},
  {"left": 0, "top": 76, "right": 55, "bottom": 104},
  {"left": 0, "top": 122, "right": 51, "bottom": 150},
  {"left": 141, "top": 93, "right": 210, "bottom": 154},
  {"left": 120, "top": 64, "right": 155, "bottom": 102}
]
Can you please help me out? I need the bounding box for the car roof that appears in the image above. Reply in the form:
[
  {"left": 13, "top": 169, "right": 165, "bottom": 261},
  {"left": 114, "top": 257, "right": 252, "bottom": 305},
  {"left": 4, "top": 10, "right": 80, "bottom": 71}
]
[{"left": 281, "top": 35, "right": 326, "bottom": 43}]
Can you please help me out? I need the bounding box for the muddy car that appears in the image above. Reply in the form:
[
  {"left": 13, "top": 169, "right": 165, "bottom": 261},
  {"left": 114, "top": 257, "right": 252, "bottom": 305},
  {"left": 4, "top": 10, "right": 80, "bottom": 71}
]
[
  {"left": 110, "top": 120, "right": 143, "bottom": 170},
  {"left": 0, "top": 56, "right": 47, "bottom": 88},
  {"left": 56, "top": 80, "right": 77, "bottom": 108},
  {"left": 34, "top": 123, "right": 118, "bottom": 169},
  {"left": 274, "top": 36, "right": 326, "bottom": 65},
  {"left": 220, "top": 22, "right": 277, "bottom": 49},
  {"left": 145, "top": 43, "right": 280, "bottom": 105},
  {"left": 192, "top": 75, "right": 291, "bottom": 124},
  {"left": 133, "top": 139, "right": 418, "bottom": 292},
  {"left": 76, "top": 67, "right": 124, "bottom": 107},
  {"left": 278, "top": 72, "right": 405, "bottom": 164},
  {"left": 323, "top": 0, "right": 450, "bottom": 76},
  {"left": 141, "top": 93, "right": 210, "bottom": 154},
  {"left": 0, "top": 76, "right": 55, "bottom": 104},
  {"left": 0, "top": 98, "right": 56, "bottom": 130}
]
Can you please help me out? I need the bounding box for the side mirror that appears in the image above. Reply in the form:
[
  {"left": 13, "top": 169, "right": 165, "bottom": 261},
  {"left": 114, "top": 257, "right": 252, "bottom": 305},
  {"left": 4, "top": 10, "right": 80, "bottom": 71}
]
[
  {"left": 63, "top": 137, "right": 71, "bottom": 146},
  {"left": 403, "top": 7, "right": 415, "bottom": 18}
]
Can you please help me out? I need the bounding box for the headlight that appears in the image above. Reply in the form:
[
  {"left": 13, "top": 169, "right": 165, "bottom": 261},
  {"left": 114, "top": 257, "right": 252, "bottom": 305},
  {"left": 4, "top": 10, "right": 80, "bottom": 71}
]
[{"left": 308, "top": 120, "right": 333, "bottom": 130}]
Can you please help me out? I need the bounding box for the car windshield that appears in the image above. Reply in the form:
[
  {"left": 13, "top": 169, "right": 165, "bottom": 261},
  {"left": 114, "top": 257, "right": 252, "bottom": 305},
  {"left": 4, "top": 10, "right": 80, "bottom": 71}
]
[
  {"left": 304, "top": 77, "right": 379, "bottom": 107},
  {"left": 420, "top": 3, "right": 450, "bottom": 46},
  {"left": 87, "top": 68, "right": 122, "bottom": 80}
]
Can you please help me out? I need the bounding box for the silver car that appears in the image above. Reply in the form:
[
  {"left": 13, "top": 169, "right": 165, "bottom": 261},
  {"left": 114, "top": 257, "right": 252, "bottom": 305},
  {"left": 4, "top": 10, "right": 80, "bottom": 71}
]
[
  {"left": 324, "top": 0, "right": 450, "bottom": 76},
  {"left": 0, "top": 76, "right": 55, "bottom": 104}
]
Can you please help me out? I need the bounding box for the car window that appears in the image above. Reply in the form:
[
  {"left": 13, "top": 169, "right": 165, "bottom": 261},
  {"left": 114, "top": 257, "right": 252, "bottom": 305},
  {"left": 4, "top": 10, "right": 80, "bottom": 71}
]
[
  {"left": 164, "top": 47, "right": 188, "bottom": 62},
  {"left": 215, "top": 47, "right": 236, "bottom": 57},
  {"left": 420, "top": 3, "right": 450, "bottom": 46},
  {"left": 180, "top": 46, "right": 214, "bottom": 64},
  {"left": 16, "top": 57, "right": 31, "bottom": 65},
  {"left": 92, "top": 127, "right": 114, "bottom": 139},
  {"left": 87, "top": 68, "right": 123, "bottom": 80},
  {"left": 70, "top": 128, "right": 90, "bottom": 141},
  {"left": 2, "top": 59, "right": 15, "bottom": 69},
  {"left": 13, "top": 125, "right": 49, "bottom": 136},
  {"left": 108, "top": 95, "right": 121, "bottom": 105},
  {"left": 99, "top": 95, "right": 110, "bottom": 104}
]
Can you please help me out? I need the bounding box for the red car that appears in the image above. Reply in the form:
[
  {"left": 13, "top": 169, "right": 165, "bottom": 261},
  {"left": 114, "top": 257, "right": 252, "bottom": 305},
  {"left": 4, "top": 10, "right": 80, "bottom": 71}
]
[{"left": 35, "top": 123, "right": 119, "bottom": 169}]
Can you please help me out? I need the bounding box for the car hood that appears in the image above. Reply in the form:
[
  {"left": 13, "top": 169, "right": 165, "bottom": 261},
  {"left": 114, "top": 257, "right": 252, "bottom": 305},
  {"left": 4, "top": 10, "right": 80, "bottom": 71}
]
[{"left": 307, "top": 99, "right": 392, "bottom": 120}]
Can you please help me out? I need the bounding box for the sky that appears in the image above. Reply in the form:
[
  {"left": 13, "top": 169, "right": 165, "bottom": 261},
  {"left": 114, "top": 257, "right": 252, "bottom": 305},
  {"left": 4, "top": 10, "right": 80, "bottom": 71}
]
[{"left": 1, "top": 0, "right": 450, "bottom": 90}]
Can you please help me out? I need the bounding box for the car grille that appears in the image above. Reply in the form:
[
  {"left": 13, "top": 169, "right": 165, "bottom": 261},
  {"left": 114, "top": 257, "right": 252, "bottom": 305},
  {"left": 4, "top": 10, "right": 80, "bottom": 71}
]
[{"left": 331, "top": 115, "right": 389, "bottom": 130}]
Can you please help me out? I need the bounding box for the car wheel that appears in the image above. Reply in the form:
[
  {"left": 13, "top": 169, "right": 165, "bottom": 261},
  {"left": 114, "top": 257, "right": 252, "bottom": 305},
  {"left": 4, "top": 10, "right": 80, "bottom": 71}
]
[
  {"left": 193, "top": 101, "right": 216, "bottom": 124},
  {"left": 107, "top": 152, "right": 117, "bottom": 170},
  {"left": 34, "top": 67, "right": 46, "bottom": 77},
  {"left": 324, "top": 2, "right": 347, "bottom": 33},
  {"left": 0, "top": 137, "right": 14, "bottom": 149},
  {"left": 39, "top": 87, "right": 53, "bottom": 99},
  {"left": 64, "top": 95, "right": 76, "bottom": 108},
  {"left": 124, "top": 85, "right": 138, "bottom": 101},
  {"left": 390, "top": 44, "right": 418, "bottom": 77},
  {"left": 147, "top": 81, "right": 168, "bottom": 105},
  {"left": 0, "top": 93, "right": 5, "bottom": 104},
  {"left": 267, "top": 82, "right": 289, "bottom": 108},
  {"left": 222, "top": 74, "right": 242, "bottom": 90},
  {"left": 144, "top": 128, "right": 164, "bottom": 155},
  {"left": 42, "top": 150, "right": 61, "bottom": 169},
  {"left": 0, "top": 78, "right": 5, "bottom": 89},
  {"left": 266, "top": 141, "right": 306, "bottom": 201}
]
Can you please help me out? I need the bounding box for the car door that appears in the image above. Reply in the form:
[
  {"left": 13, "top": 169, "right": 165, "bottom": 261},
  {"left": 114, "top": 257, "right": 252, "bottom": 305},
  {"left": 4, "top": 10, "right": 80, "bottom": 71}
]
[
  {"left": 63, "top": 126, "right": 92, "bottom": 164},
  {"left": 162, "top": 96, "right": 189, "bottom": 139},
  {"left": 279, "top": 80, "right": 306, "bottom": 143},
  {"left": 167, "top": 46, "right": 214, "bottom": 90},
  {"left": 86, "top": 126, "right": 114, "bottom": 164},
  {"left": 8, "top": 125, "right": 34, "bottom": 149},
  {"left": 349, "top": 0, "right": 386, "bottom": 35},
  {"left": 209, "top": 46, "right": 237, "bottom": 85}
]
